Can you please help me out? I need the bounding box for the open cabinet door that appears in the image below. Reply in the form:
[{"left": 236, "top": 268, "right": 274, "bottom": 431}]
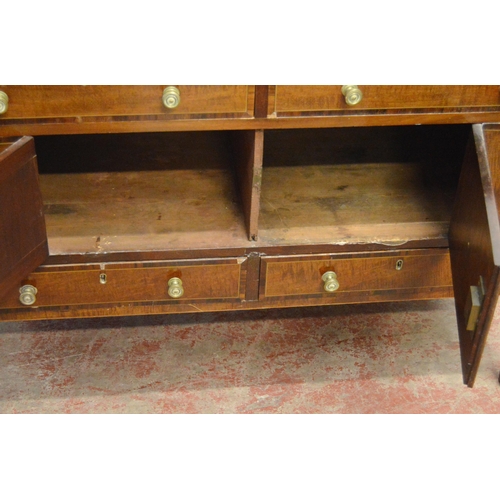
[
  {"left": 449, "top": 124, "right": 500, "bottom": 387},
  {"left": 0, "top": 136, "right": 48, "bottom": 303}
]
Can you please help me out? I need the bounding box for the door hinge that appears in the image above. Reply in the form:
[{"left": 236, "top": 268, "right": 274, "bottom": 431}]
[{"left": 465, "top": 276, "right": 486, "bottom": 332}]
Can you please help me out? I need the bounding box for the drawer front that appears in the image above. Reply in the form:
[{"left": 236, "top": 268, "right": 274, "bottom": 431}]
[
  {"left": 271, "top": 85, "right": 500, "bottom": 116},
  {"left": 261, "top": 250, "right": 452, "bottom": 299},
  {"left": 0, "top": 85, "right": 254, "bottom": 120},
  {"left": 0, "top": 259, "right": 244, "bottom": 309}
]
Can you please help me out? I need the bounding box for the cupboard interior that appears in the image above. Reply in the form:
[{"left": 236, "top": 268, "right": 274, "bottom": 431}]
[
  {"left": 34, "top": 131, "right": 249, "bottom": 255},
  {"left": 259, "top": 125, "right": 470, "bottom": 246},
  {"left": 33, "top": 124, "right": 471, "bottom": 256}
]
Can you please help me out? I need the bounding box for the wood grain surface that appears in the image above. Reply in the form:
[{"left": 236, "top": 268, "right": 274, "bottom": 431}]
[
  {"left": 0, "top": 85, "right": 254, "bottom": 119},
  {"left": 261, "top": 249, "right": 452, "bottom": 298},
  {"left": 0, "top": 250, "right": 454, "bottom": 322},
  {"left": 2, "top": 86, "right": 500, "bottom": 137},
  {"left": 271, "top": 85, "right": 500, "bottom": 115},
  {"left": 0, "top": 258, "right": 245, "bottom": 309}
]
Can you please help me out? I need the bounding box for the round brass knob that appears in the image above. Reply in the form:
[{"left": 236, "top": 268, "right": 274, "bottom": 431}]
[
  {"left": 168, "top": 277, "right": 184, "bottom": 298},
  {"left": 162, "top": 86, "right": 181, "bottom": 109},
  {"left": 341, "top": 85, "right": 363, "bottom": 106},
  {"left": 322, "top": 271, "right": 340, "bottom": 292},
  {"left": 0, "top": 90, "right": 9, "bottom": 115},
  {"left": 19, "top": 285, "right": 38, "bottom": 305}
]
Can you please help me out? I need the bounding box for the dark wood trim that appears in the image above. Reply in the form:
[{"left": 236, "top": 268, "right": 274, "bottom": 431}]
[
  {"left": 0, "top": 286, "right": 454, "bottom": 323},
  {"left": 4, "top": 111, "right": 500, "bottom": 136},
  {"left": 254, "top": 86, "right": 269, "bottom": 118},
  {"left": 41, "top": 238, "right": 451, "bottom": 266},
  {"left": 244, "top": 253, "right": 262, "bottom": 301}
]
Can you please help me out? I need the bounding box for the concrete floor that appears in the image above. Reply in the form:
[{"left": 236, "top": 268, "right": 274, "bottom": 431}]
[{"left": 1, "top": 298, "right": 500, "bottom": 413}]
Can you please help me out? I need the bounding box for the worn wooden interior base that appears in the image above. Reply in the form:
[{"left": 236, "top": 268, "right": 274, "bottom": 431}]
[
  {"left": 259, "top": 163, "right": 454, "bottom": 246},
  {"left": 40, "top": 169, "right": 248, "bottom": 254}
]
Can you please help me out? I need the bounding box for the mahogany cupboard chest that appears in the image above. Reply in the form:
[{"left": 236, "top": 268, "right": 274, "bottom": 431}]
[{"left": 1, "top": 85, "right": 500, "bottom": 387}]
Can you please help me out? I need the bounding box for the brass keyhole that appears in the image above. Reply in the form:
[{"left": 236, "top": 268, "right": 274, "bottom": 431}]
[
  {"left": 396, "top": 259, "right": 404, "bottom": 271},
  {"left": 100, "top": 273, "right": 107, "bottom": 284}
]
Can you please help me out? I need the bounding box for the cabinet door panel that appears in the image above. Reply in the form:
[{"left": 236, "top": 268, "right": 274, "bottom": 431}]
[
  {"left": 449, "top": 124, "right": 500, "bottom": 387},
  {"left": 0, "top": 137, "right": 48, "bottom": 302}
]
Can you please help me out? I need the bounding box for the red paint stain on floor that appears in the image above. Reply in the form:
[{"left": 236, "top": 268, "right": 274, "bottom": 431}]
[{"left": 1, "top": 299, "right": 500, "bottom": 413}]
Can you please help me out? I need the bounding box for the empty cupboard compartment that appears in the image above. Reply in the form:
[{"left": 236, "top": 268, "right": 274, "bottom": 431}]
[
  {"left": 33, "top": 131, "right": 250, "bottom": 255},
  {"left": 259, "top": 125, "right": 470, "bottom": 246}
]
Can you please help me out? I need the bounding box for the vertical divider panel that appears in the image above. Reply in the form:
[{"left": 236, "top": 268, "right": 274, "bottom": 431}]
[{"left": 231, "top": 130, "right": 264, "bottom": 241}]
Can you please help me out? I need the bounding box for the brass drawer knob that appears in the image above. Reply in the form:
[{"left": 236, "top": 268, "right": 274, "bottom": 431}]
[
  {"left": 162, "top": 86, "right": 181, "bottom": 109},
  {"left": 168, "top": 277, "right": 184, "bottom": 298},
  {"left": 341, "top": 85, "right": 363, "bottom": 106},
  {"left": 322, "top": 271, "right": 340, "bottom": 292},
  {"left": 0, "top": 90, "right": 9, "bottom": 114},
  {"left": 19, "top": 285, "right": 38, "bottom": 305}
]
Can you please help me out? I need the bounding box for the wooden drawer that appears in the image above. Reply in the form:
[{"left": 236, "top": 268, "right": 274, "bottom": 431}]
[
  {"left": 261, "top": 250, "right": 453, "bottom": 302},
  {"left": 0, "top": 258, "right": 245, "bottom": 310},
  {"left": 270, "top": 85, "right": 500, "bottom": 116},
  {"left": 0, "top": 85, "right": 254, "bottom": 120}
]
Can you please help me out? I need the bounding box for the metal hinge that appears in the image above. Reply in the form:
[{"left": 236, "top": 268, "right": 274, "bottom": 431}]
[{"left": 465, "top": 276, "right": 486, "bottom": 332}]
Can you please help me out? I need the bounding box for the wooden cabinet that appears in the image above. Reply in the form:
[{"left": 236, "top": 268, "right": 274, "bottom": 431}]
[{"left": 1, "top": 85, "right": 500, "bottom": 387}]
